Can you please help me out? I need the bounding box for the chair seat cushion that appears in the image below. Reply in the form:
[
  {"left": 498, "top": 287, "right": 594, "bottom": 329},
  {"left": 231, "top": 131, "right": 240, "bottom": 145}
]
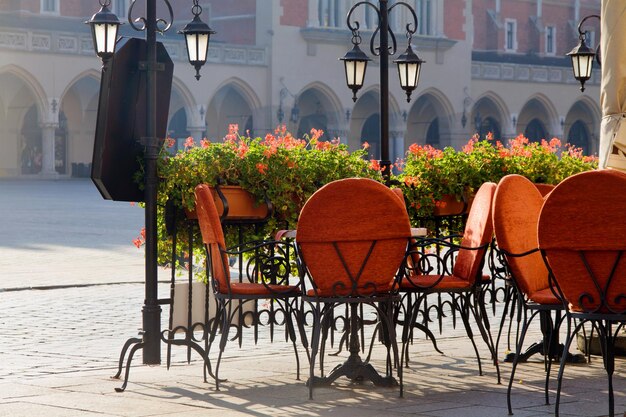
[
  {"left": 222, "top": 282, "right": 300, "bottom": 296},
  {"left": 400, "top": 274, "right": 472, "bottom": 291},
  {"left": 527, "top": 287, "right": 561, "bottom": 305}
]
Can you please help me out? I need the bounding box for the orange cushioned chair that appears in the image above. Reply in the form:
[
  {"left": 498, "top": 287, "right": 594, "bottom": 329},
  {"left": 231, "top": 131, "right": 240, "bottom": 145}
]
[
  {"left": 296, "top": 178, "right": 411, "bottom": 399},
  {"left": 195, "top": 183, "right": 302, "bottom": 390},
  {"left": 399, "top": 182, "right": 500, "bottom": 382},
  {"left": 538, "top": 169, "right": 626, "bottom": 417},
  {"left": 492, "top": 175, "right": 564, "bottom": 414}
]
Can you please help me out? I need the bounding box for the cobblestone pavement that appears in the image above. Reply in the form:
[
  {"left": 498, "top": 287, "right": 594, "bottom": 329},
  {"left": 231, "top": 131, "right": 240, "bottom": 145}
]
[{"left": 1, "top": 180, "right": 626, "bottom": 416}]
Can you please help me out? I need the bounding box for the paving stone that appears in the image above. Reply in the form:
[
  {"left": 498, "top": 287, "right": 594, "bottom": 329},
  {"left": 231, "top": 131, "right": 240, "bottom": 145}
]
[{"left": 2, "top": 180, "right": 626, "bottom": 416}]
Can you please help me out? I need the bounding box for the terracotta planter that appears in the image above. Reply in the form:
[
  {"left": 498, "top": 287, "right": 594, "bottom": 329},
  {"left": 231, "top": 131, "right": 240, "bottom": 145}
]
[
  {"left": 433, "top": 194, "right": 472, "bottom": 216},
  {"left": 185, "top": 185, "right": 269, "bottom": 220}
]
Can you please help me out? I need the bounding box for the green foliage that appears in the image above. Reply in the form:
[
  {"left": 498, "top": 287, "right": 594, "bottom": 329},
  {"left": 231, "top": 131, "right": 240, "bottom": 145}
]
[
  {"left": 135, "top": 128, "right": 598, "bottom": 274},
  {"left": 153, "top": 125, "right": 380, "bottom": 269},
  {"left": 395, "top": 134, "right": 598, "bottom": 220}
]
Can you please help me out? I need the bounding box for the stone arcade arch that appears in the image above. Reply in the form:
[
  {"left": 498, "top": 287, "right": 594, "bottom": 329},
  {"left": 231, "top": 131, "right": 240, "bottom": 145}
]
[
  {"left": 206, "top": 78, "right": 261, "bottom": 140},
  {"left": 348, "top": 87, "right": 401, "bottom": 160},
  {"left": 60, "top": 71, "right": 100, "bottom": 176},
  {"left": 406, "top": 89, "right": 454, "bottom": 149},
  {"left": 293, "top": 82, "right": 343, "bottom": 142},
  {"left": 471, "top": 93, "right": 509, "bottom": 141},
  {"left": 0, "top": 66, "right": 47, "bottom": 176},
  {"left": 564, "top": 97, "right": 601, "bottom": 156},
  {"left": 517, "top": 95, "right": 559, "bottom": 142}
]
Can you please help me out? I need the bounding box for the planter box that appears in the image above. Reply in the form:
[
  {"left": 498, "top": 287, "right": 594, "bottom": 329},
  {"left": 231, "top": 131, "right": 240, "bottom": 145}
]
[
  {"left": 171, "top": 282, "right": 254, "bottom": 332},
  {"left": 433, "top": 194, "right": 472, "bottom": 216},
  {"left": 185, "top": 185, "right": 269, "bottom": 220}
]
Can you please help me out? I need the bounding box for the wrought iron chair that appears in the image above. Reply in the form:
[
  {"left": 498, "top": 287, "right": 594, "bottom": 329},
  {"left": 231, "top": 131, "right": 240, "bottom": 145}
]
[
  {"left": 194, "top": 183, "right": 303, "bottom": 390},
  {"left": 493, "top": 182, "right": 555, "bottom": 360},
  {"left": 399, "top": 182, "right": 500, "bottom": 383},
  {"left": 492, "top": 174, "right": 564, "bottom": 414},
  {"left": 538, "top": 169, "right": 626, "bottom": 417},
  {"left": 296, "top": 178, "right": 411, "bottom": 399}
]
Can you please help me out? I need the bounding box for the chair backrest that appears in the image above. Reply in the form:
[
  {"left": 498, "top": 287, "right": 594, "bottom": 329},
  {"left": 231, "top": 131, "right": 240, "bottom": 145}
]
[
  {"left": 492, "top": 175, "right": 551, "bottom": 297},
  {"left": 451, "top": 182, "right": 496, "bottom": 284},
  {"left": 195, "top": 184, "right": 230, "bottom": 293},
  {"left": 534, "top": 183, "right": 555, "bottom": 197},
  {"left": 538, "top": 170, "right": 626, "bottom": 314},
  {"left": 297, "top": 178, "right": 411, "bottom": 296}
]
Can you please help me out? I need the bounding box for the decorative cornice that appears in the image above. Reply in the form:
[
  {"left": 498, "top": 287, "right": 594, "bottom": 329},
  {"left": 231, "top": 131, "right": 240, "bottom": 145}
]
[
  {"left": 300, "top": 27, "right": 457, "bottom": 52},
  {"left": 471, "top": 60, "right": 600, "bottom": 88}
]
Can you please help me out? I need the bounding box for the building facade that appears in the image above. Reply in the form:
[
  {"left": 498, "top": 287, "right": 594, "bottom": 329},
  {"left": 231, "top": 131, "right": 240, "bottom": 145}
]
[{"left": 0, "top": 0, "right": 601, "bottom": 177}]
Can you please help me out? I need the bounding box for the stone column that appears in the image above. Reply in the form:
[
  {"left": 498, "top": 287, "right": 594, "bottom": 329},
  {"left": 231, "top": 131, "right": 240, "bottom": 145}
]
[
  {"left": 40, "top": 121, "right": 59, "bottom": 178},
  {"left": 187, "top": 126, "right": 206, "bottom": 141}
]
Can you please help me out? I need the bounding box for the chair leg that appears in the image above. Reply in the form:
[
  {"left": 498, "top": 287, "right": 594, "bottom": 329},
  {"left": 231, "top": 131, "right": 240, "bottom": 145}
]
[
  {"left": 495, "top": 284, "right": 514, "bottom": 364},
  {"left": 507, "top": 308, "right": 534, "bottom": 415},
  {"left": 308, "top": 302, "right": 322, "bottom": 400},
  {"left": 598, "top": 321, "right": 617, "bottom": 417},
  {"left": 284, "top": 299, "right": 301, "bottom": 381},
  {"left": 214, "top": 300, "right": 232, "bottom": 391},
  {"left": 472, "top": 288, "right": 501, "bottom": 384},
  {"left": 555, "top": 317, "right": 582, "bottom": 417}
]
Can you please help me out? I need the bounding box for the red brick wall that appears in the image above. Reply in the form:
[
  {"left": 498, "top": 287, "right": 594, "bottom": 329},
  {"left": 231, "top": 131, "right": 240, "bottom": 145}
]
[
  {"left": 207, "top": 0, "right": 257, "bottom": 45},
  {"left": 472, "top": 0, "right": 600, "bottom": 54},
  {"left": 444, "top": 0, "right": 466, "bottom": 41},
  {"left": 280, "top": 0, "right": 307, "bottom": 27}
]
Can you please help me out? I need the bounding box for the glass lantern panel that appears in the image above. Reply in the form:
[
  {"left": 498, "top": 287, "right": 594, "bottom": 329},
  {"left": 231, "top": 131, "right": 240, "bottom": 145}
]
[
  {"left": 186, "top": 34, "right": 198, "bottom": 62},
  {"left": 397, "top": 63, "right": 407, "bottom": 87},
  {"left": 105, "top": 23, "right": 117, "bottom": 53},
  {"left": 94, "top": 23, "right": 106, "bottom": 54},
  {"left": 196, "top": 34, "right": 209, "bottom": 62},
  {"left": 355, "top": 60, "right": 367, "bottom": 86}
]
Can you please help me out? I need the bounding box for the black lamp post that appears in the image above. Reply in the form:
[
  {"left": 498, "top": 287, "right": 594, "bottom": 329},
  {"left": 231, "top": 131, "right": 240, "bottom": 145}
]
[
  {"left": 87, "top": 0, "right": 213, "bottom": 391},
  {"left": 341, "top": 0, "right": 424, "bottom": 178},
  {"left": 567, "top": 14, "right": 601, "bottom": 92}
]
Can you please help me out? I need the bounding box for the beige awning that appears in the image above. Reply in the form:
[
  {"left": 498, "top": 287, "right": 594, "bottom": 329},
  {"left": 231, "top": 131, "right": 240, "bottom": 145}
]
[{"left": 601, "top": 0, "right": 626, "bottom": 171}]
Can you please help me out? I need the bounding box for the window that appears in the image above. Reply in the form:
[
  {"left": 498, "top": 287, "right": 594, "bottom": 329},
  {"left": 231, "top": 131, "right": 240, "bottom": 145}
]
[
  {"left": 545, "top": 25, "right": 556, "bottom": 55},
  {"left": 505, "top": 19, "right": 517, "bottom": 52},
  {"left": 40, "top": 0, "right": 58, "bottom": 13},
  {"left": 318, "top": 0, "right": 341, "bottom": 28},
  {"left": 113, "top": 0, "right": 127, "bottom": 19},
  {"left": 416, "top": 0, "right": 433, "bottom": 35}
]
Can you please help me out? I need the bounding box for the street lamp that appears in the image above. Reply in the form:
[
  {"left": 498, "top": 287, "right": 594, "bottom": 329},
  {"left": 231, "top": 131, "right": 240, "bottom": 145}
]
[
  {"left": 179, "top": 1, "right": 216, "bottom": 80},
  {"left": 87, "top": 0, "right": 213, "bottom": 392},
  {"left": 85, "top": 0, "right": 122, "bottom": 61},
  {"left": 394, "top": 43, "right": 424, "bottom": 102},
  {"left": 567, "top": 14, "right": 601, "bottom": 92},
  {"left": 341, "top": 0, "right": 424, "bottom": 178}
]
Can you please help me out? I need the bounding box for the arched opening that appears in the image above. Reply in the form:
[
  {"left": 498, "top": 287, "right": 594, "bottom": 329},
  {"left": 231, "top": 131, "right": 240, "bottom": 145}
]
[
  {"left": 406, "top": 91, "right": 452, "bottom": 149},
  {"left": 167, "top": 108, "right": 190, "bottom": 151},
  {"left": 293, "top": 85, "right": 341, "bottom": 141},
  {"left": 361, "top": 114, "right": 380, "bottom": 159},
  {"left": 476, "top": 116, "right": 501, "bottom": 140},
  {"left": 524, "top": 118, "right": 547, "bottom": 142},
  {"left": 20, "top": 105, "right": 42, "bottom": 174},
  {"left": 568, "top": 120, "right": 590, "bottom": 154},
  {"left": 564, "top": 99, "right": 599, "bottom": 155},
  {"left": 350, "top": 90, "right": 379, "bottom": 153},
  {"left": 517, "top": 96, "right": 557, "bottom": 142},
  {"left": 426, "top": 118, "right": 439, "bottom": 146},
  {"left": 207, "top": 84, "right": 254, "bottom": 140}
]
